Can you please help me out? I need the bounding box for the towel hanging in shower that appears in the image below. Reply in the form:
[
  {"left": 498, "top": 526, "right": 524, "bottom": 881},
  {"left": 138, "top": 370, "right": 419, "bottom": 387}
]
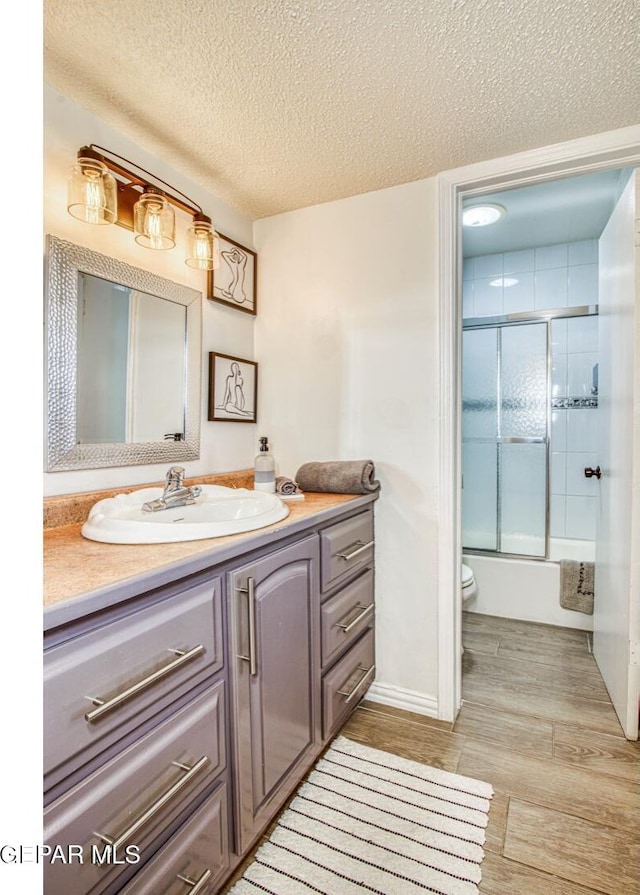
[{"left": 559, "top": 560, "right": 594, "bottom": 614}]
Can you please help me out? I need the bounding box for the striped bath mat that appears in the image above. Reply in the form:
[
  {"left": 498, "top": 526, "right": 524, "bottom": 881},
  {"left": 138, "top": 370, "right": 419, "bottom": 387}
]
[{"left": 228, "top": 735, "right": 494, "bottom": 894}]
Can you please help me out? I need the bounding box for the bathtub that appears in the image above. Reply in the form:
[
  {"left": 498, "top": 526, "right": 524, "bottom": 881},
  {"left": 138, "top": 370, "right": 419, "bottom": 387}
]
[{"left": 463, "top": 538, "right": 595, "bottom": 630}]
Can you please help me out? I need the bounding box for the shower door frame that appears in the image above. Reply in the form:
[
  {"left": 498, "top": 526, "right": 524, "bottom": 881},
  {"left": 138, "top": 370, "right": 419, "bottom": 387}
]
[
  {"left": 462, "top": 305, "right": 598, "bottom": 562},
  {"left": 436, "top": 125, "right": 640, "bottom": 724}
]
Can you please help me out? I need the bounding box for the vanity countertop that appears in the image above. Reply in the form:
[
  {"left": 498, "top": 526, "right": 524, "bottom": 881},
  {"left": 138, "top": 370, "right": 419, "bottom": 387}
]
[{"left": 44, "top": 490, "right": 377, "bottom": 631}]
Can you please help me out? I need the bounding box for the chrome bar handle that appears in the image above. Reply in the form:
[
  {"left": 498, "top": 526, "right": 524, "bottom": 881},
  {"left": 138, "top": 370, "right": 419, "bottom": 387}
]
[
  {"left": 237, "top": 578, "right": 257, "bottom": 676},
  {"left": 337, "top": 663, "right": 376, "bottom": 703},
  {"left": 177, "top": 868, "right": 213, "bottom": 894},
  {"left": 85, "top": 644, "right": 205, "bottom": 723},
  {"left": 94, "top": 755, "right": 209, "bottom": 851},
  {"left": 335, "top": 539, "right": 374, "bottom": 562},
  {"left": 336, "top": 603, "right": 374, "bottom": 634}
]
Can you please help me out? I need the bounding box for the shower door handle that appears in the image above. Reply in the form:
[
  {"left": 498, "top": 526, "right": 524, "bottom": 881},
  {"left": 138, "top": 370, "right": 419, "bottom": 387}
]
[{"left": 584, "top": 466, "right": 602, "bottom": 479}]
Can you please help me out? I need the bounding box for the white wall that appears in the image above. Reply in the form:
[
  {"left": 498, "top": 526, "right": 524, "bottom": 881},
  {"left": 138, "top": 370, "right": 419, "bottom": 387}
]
[
  {"left": 44, "top": 86, "right": 258, "bottom": 496},
  {"left": 254, "top": 180, "right": 442, "bottom": 710}
]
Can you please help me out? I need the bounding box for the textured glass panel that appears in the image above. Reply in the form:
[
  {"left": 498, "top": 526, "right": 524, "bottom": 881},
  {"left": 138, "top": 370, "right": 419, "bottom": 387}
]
[
  {"left": 462, "top": 328, "right": 498, "bottom": 439},
  {"left": 501, "top": 323, "right": 547, "bottom": 437},
  {"left": 462, "top": 442, "right": 498, "bottom": 550},
  {"left": 500, "top": 443, "right": 547, "bottom": 556}
]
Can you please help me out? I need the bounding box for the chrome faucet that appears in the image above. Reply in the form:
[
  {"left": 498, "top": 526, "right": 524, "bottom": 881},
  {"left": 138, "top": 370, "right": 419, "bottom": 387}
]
[{"left": 141, "top": 466, "right": 203, "bottom": 512}]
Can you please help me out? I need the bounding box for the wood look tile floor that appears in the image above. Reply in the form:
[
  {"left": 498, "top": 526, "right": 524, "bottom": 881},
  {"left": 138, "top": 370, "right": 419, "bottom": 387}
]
[
  {"left": 344, "top": 612, "right": 640, "bottom": 895},
  {"left": 222, "top": 612, "right": 640, "bottom": 894}
]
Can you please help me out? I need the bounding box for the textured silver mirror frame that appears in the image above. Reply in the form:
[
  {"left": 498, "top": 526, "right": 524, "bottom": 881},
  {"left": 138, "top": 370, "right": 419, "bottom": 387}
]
[{"left": 45, "top": 235, "right": 202, "bottom": 471}]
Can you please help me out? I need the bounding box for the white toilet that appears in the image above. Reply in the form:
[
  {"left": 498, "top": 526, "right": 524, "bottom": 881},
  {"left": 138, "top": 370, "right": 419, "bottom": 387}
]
[{"left": 461, "top": 563, "right": 477, "bottom": 604}]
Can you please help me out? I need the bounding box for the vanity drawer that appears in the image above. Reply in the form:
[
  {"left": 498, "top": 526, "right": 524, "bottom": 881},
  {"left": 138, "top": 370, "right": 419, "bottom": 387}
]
[
  {"left": 119, "top": 783, "right": 229, "bottom": 894},
  {"left": 44, "top": 577, "right": 223, "bottom": 788},
  {"left": 44, "top": 682, "right": 226, "bottom": 895},
  {"left": 322, "top": 630, "right": 375, "bottom": 740},
  {"left": 321, "top": 569, "right": 374, "bottom": 669},
  {"left": 320, "top": 510, "right": 374, "bottom": 593}
]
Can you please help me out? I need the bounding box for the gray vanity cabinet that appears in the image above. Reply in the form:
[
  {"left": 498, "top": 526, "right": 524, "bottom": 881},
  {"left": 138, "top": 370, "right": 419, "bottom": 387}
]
[
  {"left": 43, "top": 496, "right": 377, "bottom": 894},
  {"left": 228, "top": 534, "right": 321, "bottom": 854},
  {"left": 43, "top": 574, "right": 229, "bottom": 895},
  {"left": 318, "top": 510, "right": 376, "bottom": 741}
]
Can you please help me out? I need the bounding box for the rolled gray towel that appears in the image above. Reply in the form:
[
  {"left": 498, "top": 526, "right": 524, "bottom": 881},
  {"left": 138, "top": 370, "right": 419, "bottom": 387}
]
[
  {"left": 275, "top": 475, "right": 300, "bottom": 495},
  {"left": 295, "top": 460, "right": 380, "bottom": 494}
]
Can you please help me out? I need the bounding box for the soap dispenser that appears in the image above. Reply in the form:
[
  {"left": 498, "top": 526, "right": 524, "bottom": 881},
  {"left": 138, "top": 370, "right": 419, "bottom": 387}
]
[{"left": 254, "top": 436, "right": 276, "bottom": 493}]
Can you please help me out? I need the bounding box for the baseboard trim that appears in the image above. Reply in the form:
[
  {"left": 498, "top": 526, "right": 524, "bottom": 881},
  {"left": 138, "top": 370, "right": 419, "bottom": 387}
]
[{"left": 365, "top": 682, "right": 439, "bottom": 718}]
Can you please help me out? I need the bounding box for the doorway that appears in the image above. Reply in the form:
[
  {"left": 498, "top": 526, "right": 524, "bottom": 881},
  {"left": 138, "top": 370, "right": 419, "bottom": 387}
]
[{"left": 436, "top": 128, "right": 640, "bottom": 738}]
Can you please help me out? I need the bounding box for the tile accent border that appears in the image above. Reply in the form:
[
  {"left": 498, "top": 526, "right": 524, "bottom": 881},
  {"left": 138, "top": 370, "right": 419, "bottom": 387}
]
[{"left": 551, "top": 396, "right": 598, "bottom": 409}]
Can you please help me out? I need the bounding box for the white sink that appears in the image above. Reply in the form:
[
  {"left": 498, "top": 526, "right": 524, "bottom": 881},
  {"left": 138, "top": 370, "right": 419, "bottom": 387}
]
[{"left": 81, "top": 485, "right": 290, "bottom": 544}]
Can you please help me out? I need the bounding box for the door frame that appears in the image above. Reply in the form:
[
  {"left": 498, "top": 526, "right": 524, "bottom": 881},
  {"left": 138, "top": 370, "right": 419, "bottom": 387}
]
[{"left": 437, "top": 125, "right": 640, "bottom": 722}]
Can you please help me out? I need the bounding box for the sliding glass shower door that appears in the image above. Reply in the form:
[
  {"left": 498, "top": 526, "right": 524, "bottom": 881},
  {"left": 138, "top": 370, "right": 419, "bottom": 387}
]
[{"left": 462, "top": 321, "right": 548, "bottom": 558}]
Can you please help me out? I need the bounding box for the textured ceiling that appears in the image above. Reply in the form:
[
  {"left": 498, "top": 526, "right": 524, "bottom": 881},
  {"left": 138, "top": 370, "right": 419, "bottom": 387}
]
[{"left": 44, "top": 0, "right": 640, "bottom": 220}]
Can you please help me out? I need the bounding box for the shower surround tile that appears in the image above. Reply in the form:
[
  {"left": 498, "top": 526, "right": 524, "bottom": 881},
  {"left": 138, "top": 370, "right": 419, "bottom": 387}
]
[
  {"left": 565, "top": 452, "right": 598, "bottom": 496},
  {"left": 502, "top": 271, "right": 534, "bottom": 314},
  {"left": 551, "top": 452, "right": 567, "bottom": 495},
  {"left": 568, "top": 239, "right": 598, "bottom": 266},
  {"left": 535, "top": 267, "right": 568, "bottom": 309},
  {"left": 567, "top": 314, "right": 598, "bottom": 353},
  {"left": 473, "top": 252, "right": 503, "bottom": 278},
  {"left": 535, "top": 243, "right": 568, "bottom": 270},
  {"left": 565, "top": 495, "right": 597, "bottom": 539},
  {"left": 568, "top": 263, "right": 599, "bottom": 307},
  {"left": 566, "top": 409, "right": 598, "bottom": 452},
  {"left": 461, "top": 241, "right": 600, "bottom": 557},
  {"left": 550, "top": 494, "right": 566, "bottom": 538},
  {"left": 503, "top": 248, "right": 534, "bottom": 274},
  {"left": 552, "top": 354, "right": 568, "bottom": 397},
  {"left": 551, "top": 409, "right": 567, "bottom": 451},
  {"left": 567, "top": 351, "right": 598, "bottom": 396},
  {"left": 551, "top": 318, "right": 568, "bottom": 351},
  {"left": 474, "top": 275, "right": 503, "bottom": 316},
  {"left": 463, "top": 240, "right": 599, "bottom": 322}
]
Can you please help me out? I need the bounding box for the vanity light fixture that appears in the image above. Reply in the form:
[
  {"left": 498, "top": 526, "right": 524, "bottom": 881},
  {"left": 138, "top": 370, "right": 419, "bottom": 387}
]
[
  {"left": 462, "top": 203, "right": 506, "bottom": 227},
  {"left": 67, "top": 145, "right": 220, "bottom": 270}
]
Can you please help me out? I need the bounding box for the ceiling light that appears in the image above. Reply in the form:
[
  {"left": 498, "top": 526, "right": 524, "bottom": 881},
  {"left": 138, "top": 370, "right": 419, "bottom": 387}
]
[
  {"left": 67, "top": 145, "right": 219, "bottom": 269},
  {"left": 490, "top": 277, "right": 519, "bottom": 287},
  {"left": 462, "top": 204, "right": 506, "bottom": 227}
]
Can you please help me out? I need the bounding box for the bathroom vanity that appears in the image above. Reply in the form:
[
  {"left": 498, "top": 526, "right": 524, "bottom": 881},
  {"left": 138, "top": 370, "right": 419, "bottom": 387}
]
[{"left": 43, "top": 491, "right": 376, "bottom": 894}]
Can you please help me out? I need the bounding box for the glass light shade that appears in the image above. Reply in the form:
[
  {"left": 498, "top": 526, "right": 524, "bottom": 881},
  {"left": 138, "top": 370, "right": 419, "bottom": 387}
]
[
  {"left": 133, "top": 190, "right": 176, "bottom": 249},
  {"left": 67, "top": 158, "right": 117, "bottom": 225},
  {"left": 462, "top": 204, "right": 506, "bottom": 227},
  {"left": 185, "top": 217, "right": 220, "bottom": 270}
]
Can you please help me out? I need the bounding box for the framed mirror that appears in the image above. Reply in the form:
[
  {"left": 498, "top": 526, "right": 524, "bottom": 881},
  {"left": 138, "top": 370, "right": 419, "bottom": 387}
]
[{"left": 45, "top": 235, "right": 202, "bottom": 471}]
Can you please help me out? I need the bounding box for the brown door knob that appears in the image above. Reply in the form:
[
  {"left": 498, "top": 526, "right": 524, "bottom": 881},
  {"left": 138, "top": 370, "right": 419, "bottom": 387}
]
[{"left": 584, "top": 466, "right": 602, "bottom": 479}]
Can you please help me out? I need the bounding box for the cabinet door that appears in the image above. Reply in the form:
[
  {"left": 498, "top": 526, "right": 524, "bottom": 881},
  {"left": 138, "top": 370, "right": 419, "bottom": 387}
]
[{"left": 229, "top": 535, "right": 320, "bottom": 854}]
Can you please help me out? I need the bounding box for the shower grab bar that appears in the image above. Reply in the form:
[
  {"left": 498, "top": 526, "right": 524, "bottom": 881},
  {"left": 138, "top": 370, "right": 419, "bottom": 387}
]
[{"left": 462, "top": 436, "right": 548, "bottom": 444}]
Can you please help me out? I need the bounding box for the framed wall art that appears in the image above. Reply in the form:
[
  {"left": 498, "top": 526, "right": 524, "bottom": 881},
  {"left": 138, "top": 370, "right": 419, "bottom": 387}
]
[
  {"left": 207, "top": 233, "right": 257, "bottom": 316},
  {"left": 208, "top": 352, "right": 258, "bottom": 423}
]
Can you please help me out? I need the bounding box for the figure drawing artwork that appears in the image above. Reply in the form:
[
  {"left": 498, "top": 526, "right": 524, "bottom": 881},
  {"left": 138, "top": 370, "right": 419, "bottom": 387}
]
[
  {"left": 207, "top": 234, "right": 257, "bottom": 315},
  {"left": 208, "top": 352, "right": 258, "bottom": 423}
]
